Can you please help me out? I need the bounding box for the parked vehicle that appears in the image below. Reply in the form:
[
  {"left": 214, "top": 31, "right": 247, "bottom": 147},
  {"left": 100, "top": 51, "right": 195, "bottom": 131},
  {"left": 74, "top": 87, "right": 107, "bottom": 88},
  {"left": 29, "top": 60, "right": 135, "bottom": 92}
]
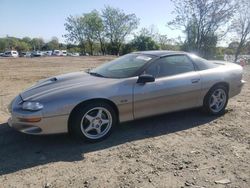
[
  {"left": 8, "top": 51, "right": 245, "bottom": 142},
  {"left": 72, "top": 52, "right": 80, "bottom": 56},
  {"left": 61, "top": 50, "right": 67, "bottom": 56},
  {"left": 20, "top": 52, "right": 32, "bottom": 57},
  {"left": 3, "top": 50, "right": 19, "bottom": 57},
  {"left": 46, "top": 51, "right": 53, "bottom": 56},
  {"left": 0, "top": 52, "right": 4, "bottom": 56},
  {"left": 31, "top": 51, "right": 43, "bottom": 57},
  {"left": 53, "top": 50, "right": 61, "bottom": 56},
  {"left": 68, "top": 52, "right": 80, "bottom": 57},
  {"left": 25, "top": 52, "right": 32, "bottom": 57}
]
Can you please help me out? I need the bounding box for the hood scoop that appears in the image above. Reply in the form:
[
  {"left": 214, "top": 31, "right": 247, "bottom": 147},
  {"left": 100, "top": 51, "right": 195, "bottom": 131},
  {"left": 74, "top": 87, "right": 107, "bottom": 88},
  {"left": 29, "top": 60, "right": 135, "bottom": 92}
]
[{"left": 28, "top": 77, "right": 58, "bottom": 90}]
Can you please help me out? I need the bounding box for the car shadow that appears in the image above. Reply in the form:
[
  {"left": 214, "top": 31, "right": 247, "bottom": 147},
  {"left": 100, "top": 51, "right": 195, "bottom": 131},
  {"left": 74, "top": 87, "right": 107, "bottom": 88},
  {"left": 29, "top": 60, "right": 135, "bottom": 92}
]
[{"left": 0, "top": 108, "right": 219, "bottom": 175}]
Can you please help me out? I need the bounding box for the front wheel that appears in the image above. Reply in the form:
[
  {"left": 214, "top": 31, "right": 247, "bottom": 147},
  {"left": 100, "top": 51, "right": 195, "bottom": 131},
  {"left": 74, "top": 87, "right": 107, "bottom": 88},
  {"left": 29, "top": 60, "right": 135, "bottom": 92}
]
[
  {"left": 203, "top": 85, "right": 228, "bottom": 115},
  {"left": 70, "top": 102, "right": 117, "bottom": 142}
]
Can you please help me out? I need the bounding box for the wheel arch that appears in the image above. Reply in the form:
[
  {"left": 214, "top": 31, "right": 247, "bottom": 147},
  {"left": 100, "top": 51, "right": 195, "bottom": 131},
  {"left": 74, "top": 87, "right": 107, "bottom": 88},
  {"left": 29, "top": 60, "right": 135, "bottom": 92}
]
[
  {"left": 67, "top": 98, "right": 119, "bottom": 133},
  {"left": 203, "top": 81, "right": 230, "bottom": 104}
]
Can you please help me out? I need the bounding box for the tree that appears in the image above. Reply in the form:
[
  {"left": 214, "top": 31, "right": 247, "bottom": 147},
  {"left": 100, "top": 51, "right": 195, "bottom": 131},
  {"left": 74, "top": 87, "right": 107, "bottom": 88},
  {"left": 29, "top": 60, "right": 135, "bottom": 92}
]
[
  {"left": 64, "top": 15, "right": 86, "bottom": 53},
  {"left": 138, "top": 26, "right": 180, "bottom": 51},
  {"left": 245, "top": 41, "right": 250, "bottom": 54},
  {"left": 30, "top": 38, "right": 44, "bottom": 50},
  {"left": 102, "top": 6, "right": 139, "bottom": 55},
  {"left": 46, "top": 37, "right": 59, "bottom": 50},
  {"left": 228, "top": 41, "right": 239, "bottom": 49},
  {"left": 82, "top": 10, "right": 105, "bottom": 55},
  {"left": 0, "top": 38, "right": 7, "bottom": 51},
  {"left": 15, "top": 41, "right": 31, "bottom": 52},
  {"left": 231, "top": 0, "right": 250, "bottom": 61},
  {"left": 131, "top": 35, "right": 159, "bottom": 51},
  {"left": 168, "top": 0, "right": 235, "bottom": 58},
  {"left": 22, "top": 37, "right": 32, "bottom": 44}
]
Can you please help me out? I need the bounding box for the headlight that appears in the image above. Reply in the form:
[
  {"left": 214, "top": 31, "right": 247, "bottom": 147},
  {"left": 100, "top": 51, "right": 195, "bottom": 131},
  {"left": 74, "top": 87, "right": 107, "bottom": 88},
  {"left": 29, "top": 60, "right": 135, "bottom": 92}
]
[{"left": 22, "top": 101, "right": 44, "bottom": 111}]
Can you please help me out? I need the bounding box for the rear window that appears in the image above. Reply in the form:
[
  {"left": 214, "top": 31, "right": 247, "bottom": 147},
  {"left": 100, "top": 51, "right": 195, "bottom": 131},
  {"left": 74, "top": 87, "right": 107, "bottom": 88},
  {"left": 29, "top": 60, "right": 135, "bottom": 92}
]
[{"left": 189, "top": 54, "right": 218, "bottom": 70}]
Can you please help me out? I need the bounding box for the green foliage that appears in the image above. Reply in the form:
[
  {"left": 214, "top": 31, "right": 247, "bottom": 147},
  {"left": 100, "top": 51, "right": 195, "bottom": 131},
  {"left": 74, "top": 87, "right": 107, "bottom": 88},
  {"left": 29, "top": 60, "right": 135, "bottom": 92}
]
[
  {"left": 63, "top": 6, "right": 139, "bottom": 55},
  {"left": 230, "top": 0, "right": 250, "bottom": 61},
  {"left": 169, "top": 0, "right": 235, "bottom": 58},
  {"left": 0, "top": 38, "right": 7, "bottom": 51},
  {"left": 82, "top": 10, "right": 105, "bottom": 55},
  {"left": 0, "top": 36, "right": 69, "bottom": 53},
  {"left": 64, "top": 15, "right": 86, "bottom": 53},
  {"left": 102, "top": 6, "right": 139, "bottom": 55},
  {"left": 30, "top": 38, "right": 45, "bottom": 50},
  {"left": 46, "top": 37, "right": 59, "bottom": 50},
  {"left": 0, "top": 37, "right": 32, "bottom": 52},
  {"left": 131, "top": 35, "right": 159, "bottom": 51}
]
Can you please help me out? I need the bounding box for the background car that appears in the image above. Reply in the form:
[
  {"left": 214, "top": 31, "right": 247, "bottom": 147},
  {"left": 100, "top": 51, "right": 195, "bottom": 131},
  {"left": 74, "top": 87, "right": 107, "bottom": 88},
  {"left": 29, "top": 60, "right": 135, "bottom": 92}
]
[
  {"left": 3, "top": 50, "right": 19, "bottom": 57},
  {"left": 53, "top": 50, "right": 62, "bottom": 56},
  {"left": 31, "top": 51, "right": 43, "bottom": 57},
  {"left": 61, "top": 50, "right": 67, "bottom": 56}
]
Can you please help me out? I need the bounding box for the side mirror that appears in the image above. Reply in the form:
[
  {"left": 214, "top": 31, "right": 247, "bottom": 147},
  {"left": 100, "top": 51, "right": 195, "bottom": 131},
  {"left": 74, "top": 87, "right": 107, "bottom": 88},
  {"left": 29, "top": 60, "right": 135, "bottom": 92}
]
[{"left": 137, "top": 74, "right": 155, "bottom": 84}]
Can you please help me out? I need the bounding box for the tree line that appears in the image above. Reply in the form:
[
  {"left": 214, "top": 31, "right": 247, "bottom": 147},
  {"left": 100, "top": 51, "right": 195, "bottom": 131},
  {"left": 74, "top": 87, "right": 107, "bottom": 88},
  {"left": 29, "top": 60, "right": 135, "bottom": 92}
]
[
  {"left": 0, "top": 36, "right": 73, "bottom": 52},
  {"left": 63, "top": 1, "right": 250, "bottom": 60},
  {"left": 0, "top": 1, "right": 249, "bottom": 61}
]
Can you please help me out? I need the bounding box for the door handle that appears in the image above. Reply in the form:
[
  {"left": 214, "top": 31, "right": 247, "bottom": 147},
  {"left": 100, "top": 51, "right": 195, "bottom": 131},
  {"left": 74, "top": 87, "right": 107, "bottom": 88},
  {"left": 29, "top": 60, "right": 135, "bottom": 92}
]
[{"left": 191, "top": 78, "right": 200, "bottom": 83}]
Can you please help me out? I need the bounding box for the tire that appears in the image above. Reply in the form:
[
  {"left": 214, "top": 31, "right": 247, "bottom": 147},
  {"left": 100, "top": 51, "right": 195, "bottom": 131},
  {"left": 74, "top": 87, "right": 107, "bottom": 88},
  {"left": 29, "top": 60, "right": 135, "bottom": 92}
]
[
  {"left": 69, "top": 102, "right": 117, "bottom": 142},
  {"left": 203, "top": 85, "right": 228, "bottom": 115}
]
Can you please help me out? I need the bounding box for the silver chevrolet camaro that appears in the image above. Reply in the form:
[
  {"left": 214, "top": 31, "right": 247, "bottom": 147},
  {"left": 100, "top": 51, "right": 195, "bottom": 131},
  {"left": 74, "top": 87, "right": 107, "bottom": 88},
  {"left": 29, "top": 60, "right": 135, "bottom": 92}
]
[{"left": 8, "top": 51, "right": 245, "bottom": 142}]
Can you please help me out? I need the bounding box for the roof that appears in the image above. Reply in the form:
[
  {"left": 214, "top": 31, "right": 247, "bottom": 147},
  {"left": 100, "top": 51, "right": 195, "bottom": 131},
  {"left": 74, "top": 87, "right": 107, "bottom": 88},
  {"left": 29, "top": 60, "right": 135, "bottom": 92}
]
[{"left": 133, "top": 50, "right": 188, "bottom": 57}]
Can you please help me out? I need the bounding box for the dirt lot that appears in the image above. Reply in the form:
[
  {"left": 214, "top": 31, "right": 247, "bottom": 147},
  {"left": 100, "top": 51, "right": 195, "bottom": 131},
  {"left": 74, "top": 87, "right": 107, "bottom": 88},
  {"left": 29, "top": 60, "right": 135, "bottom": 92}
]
[{"left": 0, "top": 57, "right": 249, "bottom": 188}]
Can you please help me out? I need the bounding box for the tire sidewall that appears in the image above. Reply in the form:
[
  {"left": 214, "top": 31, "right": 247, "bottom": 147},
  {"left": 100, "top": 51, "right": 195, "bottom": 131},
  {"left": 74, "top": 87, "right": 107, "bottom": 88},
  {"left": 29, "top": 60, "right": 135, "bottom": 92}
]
[
  {"left": 204, "top": 85, "right": 229, "bottom": 115},
  {"left": 70, "top": 102, "right": 117, "bottom": 142}
]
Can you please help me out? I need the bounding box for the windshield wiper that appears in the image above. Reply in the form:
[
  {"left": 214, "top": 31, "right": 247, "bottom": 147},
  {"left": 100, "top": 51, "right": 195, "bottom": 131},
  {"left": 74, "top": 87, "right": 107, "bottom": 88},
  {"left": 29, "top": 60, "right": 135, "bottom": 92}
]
[{"left": 89, "top": 72, "right": 105, "bottom": 78}]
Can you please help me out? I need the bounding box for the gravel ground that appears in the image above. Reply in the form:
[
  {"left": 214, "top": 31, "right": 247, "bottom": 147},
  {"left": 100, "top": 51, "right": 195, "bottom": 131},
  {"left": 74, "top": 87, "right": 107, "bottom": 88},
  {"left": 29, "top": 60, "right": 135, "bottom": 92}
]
[{"left": 0, "top": 57, "right": 249, "bottom": 188}]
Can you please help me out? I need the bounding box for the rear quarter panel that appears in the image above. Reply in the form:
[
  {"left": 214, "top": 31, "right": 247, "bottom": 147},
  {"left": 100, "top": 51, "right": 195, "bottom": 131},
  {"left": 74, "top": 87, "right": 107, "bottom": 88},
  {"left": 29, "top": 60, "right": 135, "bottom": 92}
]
[{"left": 199, "top": 63, "right": 243, "bottom": 100}]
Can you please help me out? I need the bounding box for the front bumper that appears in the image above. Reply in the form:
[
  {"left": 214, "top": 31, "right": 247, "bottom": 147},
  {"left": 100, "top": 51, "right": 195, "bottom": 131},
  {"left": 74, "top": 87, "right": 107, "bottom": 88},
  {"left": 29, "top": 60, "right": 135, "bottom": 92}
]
[{"left": 8, "top": 95, "right": 68, "bottom": 135}]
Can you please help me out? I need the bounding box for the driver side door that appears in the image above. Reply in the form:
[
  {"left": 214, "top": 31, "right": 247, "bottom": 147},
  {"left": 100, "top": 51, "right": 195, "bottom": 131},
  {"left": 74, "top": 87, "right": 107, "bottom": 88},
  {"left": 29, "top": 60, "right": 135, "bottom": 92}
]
[{"left": 133, "top": 55, "right": 202, "bottom": 119}]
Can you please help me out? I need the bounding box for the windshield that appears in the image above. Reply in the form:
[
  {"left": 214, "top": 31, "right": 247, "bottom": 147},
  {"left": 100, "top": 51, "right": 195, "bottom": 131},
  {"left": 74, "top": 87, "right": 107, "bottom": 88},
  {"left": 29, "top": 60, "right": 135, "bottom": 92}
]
[{"left": 90, "top": 54, "right": 153, "bottom": 78}]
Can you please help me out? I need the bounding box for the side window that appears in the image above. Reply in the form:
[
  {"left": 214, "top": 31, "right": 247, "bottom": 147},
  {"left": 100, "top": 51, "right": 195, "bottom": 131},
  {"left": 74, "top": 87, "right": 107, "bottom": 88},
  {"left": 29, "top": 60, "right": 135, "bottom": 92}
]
[{"left": 145, "top": 55, "right": 195, "bottom": 78}]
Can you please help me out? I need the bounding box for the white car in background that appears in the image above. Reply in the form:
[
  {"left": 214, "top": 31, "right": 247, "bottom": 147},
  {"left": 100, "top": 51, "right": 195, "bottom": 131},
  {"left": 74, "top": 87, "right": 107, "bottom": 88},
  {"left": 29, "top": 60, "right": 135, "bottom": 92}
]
[
  {"left": 46, "top": 51, "right": 53, "bottom": 56},
  {"left": 72, "top": 52, "right": 80, "bottom": 56},
  {"left": 3, "top": 50, "right": 19, "bottom": 57},
  {"left": 53, "top": 50, "right": 67, "bottom": 56},
  {"left": 53, "top": 50, "right": 62, "bottom": 56},
  {"left": 21, "top": 52, "right": 32, "bottom": 57},
  {"left": 62, "top": 50, "right": 67, "bottom": 56},
  {"left": 68, "top": 52, "right": 80, "bottom": 56},
  {"left": 31, "top": 51, "right": 43, "bottom": 57}
]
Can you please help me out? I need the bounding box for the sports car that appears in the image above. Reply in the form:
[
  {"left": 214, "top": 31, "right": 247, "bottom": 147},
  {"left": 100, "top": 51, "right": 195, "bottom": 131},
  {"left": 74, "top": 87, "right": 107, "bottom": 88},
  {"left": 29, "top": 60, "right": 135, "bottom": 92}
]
[{"left": 8, "top": 51, "right": 245, "bottom": 141}]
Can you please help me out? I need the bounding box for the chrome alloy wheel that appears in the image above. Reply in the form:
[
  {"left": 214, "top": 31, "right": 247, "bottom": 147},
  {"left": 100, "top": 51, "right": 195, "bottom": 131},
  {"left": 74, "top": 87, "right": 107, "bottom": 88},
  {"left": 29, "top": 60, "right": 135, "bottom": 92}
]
[
  {"left": 209, "top": 88, "right": 227, "bottom": 113},
  {"left": 80, "top": 107, "right": 112, "bottom": 139}
]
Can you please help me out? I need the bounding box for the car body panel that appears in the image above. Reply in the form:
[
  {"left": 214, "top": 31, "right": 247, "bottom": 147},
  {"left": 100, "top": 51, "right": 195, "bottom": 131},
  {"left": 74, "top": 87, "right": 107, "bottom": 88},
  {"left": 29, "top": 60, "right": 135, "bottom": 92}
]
[
  {"left": 8, "top": 51, "right": 245, "bottom": 135},
  {"left": 133, "top": 71, "right": 202, "bottom": 119}
]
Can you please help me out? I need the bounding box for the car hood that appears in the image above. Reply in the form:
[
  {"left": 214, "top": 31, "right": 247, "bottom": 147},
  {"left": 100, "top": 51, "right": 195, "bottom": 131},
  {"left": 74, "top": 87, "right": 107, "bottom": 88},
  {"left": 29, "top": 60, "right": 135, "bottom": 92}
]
[{"left": 20, "top": 71, "right": 116, "bottom": 101}]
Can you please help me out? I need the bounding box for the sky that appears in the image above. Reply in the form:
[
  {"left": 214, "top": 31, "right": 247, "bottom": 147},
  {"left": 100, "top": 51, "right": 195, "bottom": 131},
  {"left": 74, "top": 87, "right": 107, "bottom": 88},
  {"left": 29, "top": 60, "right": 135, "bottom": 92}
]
[{"left": 0, "top": 0, "right": 183, "bottom": 43}]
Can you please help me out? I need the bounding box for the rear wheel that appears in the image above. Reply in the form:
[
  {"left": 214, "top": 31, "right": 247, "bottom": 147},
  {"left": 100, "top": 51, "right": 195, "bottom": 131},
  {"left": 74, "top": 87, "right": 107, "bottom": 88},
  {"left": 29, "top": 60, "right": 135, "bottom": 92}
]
[
  {"left": 70, "top": 102, "right": 117, "bottom": 142},
  {"left": 203, "top": 85, "right": 228, "bottom": 115}
]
